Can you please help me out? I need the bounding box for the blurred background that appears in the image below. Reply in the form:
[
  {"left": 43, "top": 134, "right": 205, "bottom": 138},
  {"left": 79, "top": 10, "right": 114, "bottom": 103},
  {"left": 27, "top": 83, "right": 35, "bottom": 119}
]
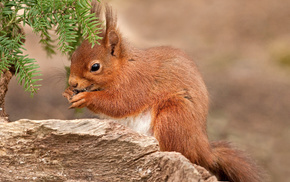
[{"left": 5, "top": 0, "right": 290, "bottom": 181}]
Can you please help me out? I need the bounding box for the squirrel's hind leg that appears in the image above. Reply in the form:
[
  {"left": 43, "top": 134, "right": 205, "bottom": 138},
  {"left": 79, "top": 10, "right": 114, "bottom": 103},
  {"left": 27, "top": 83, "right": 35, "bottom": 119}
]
[{"left": 151, "top": 97, "right": 215, "bottom": 170}]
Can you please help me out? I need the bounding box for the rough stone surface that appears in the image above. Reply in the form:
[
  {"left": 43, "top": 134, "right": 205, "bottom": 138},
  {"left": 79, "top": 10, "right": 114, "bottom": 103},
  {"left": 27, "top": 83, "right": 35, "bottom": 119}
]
[{"left": 0, "top": 119, "right": 218, "bottom": 182}]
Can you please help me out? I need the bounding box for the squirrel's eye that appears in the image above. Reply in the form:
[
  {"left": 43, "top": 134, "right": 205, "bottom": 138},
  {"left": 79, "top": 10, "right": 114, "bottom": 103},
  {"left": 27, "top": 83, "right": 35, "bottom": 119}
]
[{"left": 91, "top": 63, "right": 100, "bottom": 72}]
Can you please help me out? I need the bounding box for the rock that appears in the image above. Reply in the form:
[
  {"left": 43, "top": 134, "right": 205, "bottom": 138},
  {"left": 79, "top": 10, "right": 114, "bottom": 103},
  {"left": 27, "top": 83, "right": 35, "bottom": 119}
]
[{"left": 0, "top": 119, "right": 218, "bottom": 182}]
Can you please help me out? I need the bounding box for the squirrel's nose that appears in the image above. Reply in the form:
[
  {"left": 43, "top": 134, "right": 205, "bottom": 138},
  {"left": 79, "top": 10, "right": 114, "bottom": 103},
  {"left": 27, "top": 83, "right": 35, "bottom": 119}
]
[{"left": 69, "top": 77, "right": 78, "bottom": 88}]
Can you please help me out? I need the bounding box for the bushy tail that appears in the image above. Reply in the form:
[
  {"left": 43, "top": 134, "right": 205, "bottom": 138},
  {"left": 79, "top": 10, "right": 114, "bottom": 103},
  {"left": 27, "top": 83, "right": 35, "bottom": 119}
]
[{"left": 210, "top": 141, "right": 263, "bottom": 182}]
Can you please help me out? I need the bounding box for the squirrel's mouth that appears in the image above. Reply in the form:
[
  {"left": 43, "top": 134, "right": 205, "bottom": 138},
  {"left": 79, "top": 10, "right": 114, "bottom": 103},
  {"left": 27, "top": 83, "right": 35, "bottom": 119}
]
[{"left": 73, "top": 85, "right": 102, "bottom": 95}]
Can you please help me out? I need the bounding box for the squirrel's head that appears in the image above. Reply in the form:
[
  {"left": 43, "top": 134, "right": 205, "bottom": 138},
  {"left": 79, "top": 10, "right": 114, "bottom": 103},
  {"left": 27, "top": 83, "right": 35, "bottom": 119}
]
[{"left": 68, "top": 3, "right": 125, "bottom": 93}]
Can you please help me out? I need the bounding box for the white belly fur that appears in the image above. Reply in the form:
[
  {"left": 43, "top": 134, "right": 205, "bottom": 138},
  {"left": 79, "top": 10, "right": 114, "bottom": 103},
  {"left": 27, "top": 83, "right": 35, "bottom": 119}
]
[{"left": 97, "top": 110, "right": 153, "bottom": 136}]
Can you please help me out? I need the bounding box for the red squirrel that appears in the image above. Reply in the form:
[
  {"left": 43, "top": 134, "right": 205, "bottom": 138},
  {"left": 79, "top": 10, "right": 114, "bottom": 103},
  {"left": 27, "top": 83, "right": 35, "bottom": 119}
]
[{"left": 63, "top": 2, "right": 262, "bottom": 181}]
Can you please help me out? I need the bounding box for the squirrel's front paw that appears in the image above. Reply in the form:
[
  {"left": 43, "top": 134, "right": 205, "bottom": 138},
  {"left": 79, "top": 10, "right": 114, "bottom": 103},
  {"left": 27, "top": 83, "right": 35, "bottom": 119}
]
[
  {"left": 62, "top": 87, "right": 74, "bottom": 101},
  {"left": 69, "top": 92, "right": 90, "bottom": 109}
]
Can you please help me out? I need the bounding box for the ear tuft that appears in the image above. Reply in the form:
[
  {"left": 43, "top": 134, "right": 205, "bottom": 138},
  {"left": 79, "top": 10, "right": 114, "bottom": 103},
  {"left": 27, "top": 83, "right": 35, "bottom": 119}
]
[
  {"left": 105, "top": 4, "right": 117, "bottom": 31},
  {"left": 91, "top": 0, "right": 102, "bottom": 17},
  {"left": 90, "top": 0, "right": 103, "bottom": 33}
]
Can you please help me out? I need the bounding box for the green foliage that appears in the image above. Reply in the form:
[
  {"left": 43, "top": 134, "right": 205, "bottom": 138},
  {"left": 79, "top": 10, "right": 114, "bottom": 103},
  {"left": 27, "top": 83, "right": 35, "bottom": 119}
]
[
  {"left": 0, "top": 32, "right": 41, "bottom": 94},
  {"left": 0, "top": 0, "right": 102, "bottom": 96}
]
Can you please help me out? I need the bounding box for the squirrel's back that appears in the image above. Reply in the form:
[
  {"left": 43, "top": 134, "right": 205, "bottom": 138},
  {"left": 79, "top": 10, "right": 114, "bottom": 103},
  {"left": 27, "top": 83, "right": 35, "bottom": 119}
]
[{"left": 124, "top": 45, "right": 208, "bottom": 104}]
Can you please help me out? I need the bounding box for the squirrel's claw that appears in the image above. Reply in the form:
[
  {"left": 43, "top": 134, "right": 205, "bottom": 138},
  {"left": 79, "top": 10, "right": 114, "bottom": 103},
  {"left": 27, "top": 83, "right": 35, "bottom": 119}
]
[
  {"left": 63, "top": 87, "right": 74, "bottom": 101},
  {"left": 69, "top": 92, "right": 88, "bottom": 109}
]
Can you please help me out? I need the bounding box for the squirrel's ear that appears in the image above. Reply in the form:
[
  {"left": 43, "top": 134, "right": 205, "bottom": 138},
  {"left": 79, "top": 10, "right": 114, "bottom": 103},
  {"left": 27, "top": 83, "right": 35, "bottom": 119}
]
[
  {"left": 104, "top": 4, "right": 123, "bottom": 58},
  {"left": 106, "top": 30, "right": 121, "bottom": 57}
]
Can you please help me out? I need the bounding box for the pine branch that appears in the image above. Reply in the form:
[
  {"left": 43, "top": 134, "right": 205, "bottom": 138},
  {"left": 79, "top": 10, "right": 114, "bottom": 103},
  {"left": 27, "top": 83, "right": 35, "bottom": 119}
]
[
  {"left": 0, "top": 0, "right": 102, "bottom": 96},
  {"left": 14, "top": 55, "right": 42, "bottom": 96},
  {"left": 0, "top": 33, "right": 42, "bottom": 96}
]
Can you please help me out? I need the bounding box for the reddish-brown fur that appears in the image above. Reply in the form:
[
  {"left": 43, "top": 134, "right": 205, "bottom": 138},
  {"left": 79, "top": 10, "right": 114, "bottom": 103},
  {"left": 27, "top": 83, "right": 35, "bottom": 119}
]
[{"left": 63, "top": 2, "right": 262, "bottom": 181}]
